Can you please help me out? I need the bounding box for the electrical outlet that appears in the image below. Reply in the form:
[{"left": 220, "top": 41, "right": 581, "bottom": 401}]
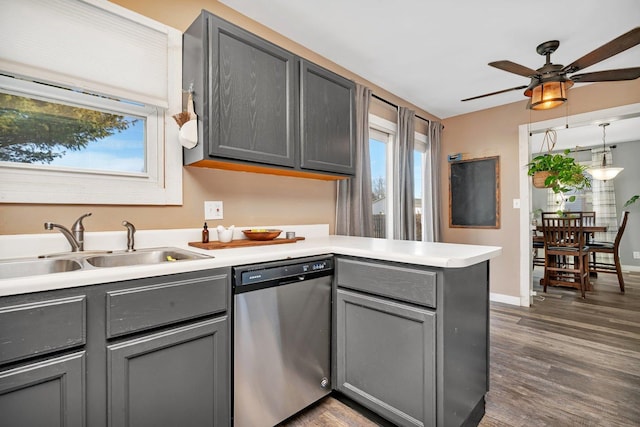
[
  {"left": 633, "top": 251, "right": 640, "bottom": 259},
  {"left": 204, "top": 201, "right": 223, "bottom": 220}
]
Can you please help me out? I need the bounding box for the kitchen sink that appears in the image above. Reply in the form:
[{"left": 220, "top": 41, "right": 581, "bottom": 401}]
[
  {"left": 0, "top": 247, "right": 212, "bottom": 280},
  {"left": 0, "top": 258, "right": 83, "bottom": 279},
  {"left": 85, "top": 248, "right": 211, "bottom": 268}
]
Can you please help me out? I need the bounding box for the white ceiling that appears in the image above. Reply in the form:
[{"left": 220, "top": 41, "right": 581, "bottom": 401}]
[{"left": 219, "top": 0, "right": 640, "bottom": 119}]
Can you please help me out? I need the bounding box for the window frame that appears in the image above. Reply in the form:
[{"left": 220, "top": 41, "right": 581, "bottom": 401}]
[{"left": 0, "top": 0, "right": 182, "bottom": 205}]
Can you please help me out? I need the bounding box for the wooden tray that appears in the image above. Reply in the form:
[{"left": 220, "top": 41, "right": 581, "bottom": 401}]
[{"left": 188, "top": 236, "right": 305, "bottom": 250}]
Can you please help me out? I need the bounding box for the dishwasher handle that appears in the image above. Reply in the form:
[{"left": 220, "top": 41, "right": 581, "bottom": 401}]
[{"left": 280, "top": 275, "right": 306, "bottom": 286}]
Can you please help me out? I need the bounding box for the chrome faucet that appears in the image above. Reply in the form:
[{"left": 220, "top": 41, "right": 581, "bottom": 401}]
[
  {"left": 44, "top": 212, "right": 92, "bottom": 252},
  {"left": 122, "top": 220, "right": 136, "bottom": 252}
]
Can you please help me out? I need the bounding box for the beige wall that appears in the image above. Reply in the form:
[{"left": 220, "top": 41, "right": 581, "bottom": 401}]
[
  {"left": 0, "top": 0, "right": 436, "bottom": 235},
  {"left": 442, "top": 79, "right": 640, "bottom": 298}
]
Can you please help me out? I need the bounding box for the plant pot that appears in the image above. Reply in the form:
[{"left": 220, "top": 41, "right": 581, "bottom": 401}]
[{"left": 533, "top": 171, "right": 555, "bottom": 188}]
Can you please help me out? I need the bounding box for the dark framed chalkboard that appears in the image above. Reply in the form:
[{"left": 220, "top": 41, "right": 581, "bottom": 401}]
[{"left": 449, "top": 156, "right": 500, "bottom": 228}]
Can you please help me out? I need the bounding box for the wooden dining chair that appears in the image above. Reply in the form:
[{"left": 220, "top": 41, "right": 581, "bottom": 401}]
[
  {"left": 541, "top": 212, "right": 590, "bottom": 298},
  {"left": 532, "top": 230, "right": 545, "bottom": 269},
  {"left": 588, "top": 211, "right": 629, "bottom": 293},
  {"left": 581, "top": 211, "right": 596, "bottom": 240}
]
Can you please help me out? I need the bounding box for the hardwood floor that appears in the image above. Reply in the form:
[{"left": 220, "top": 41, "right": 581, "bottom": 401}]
[{"left": 281, "top": 269, "right": 640, "bottom": 426}]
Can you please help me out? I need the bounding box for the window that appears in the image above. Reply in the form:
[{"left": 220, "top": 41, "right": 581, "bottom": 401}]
[
  {"left": 414, "top": 133, "right": 428, "bottom": 241},
  {"left": 369, "top": 114, "right": 427, "bottom": 240},
  {"left": 0, "top": 0, "right": 182, "bottom": 205},
  {"left": 370, "top": 122, "right": 394, "bottom": 238},
  {"left": 1, "top": 80, "right": 150, "bottom": 175}
]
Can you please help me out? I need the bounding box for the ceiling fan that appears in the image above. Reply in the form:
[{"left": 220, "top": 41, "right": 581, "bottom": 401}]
[{"left": 462, "top": 27, "right": 640, "bottom": 110}]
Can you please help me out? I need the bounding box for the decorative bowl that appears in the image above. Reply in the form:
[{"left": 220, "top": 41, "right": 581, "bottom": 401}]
[{"left": 242, "top": 229, "right": 282, "bottom": 241}]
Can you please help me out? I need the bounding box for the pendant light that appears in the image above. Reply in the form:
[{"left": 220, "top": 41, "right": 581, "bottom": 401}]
[{"left": 586, "top": 123, "right": 623, "bottom": 181}]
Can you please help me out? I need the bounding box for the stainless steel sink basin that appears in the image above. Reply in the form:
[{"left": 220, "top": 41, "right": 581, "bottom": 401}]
[
  {"left": 0, "top": 258, "right": 83, "bottom": 279},
  {"left": 0, "top": 247, "right": 211, "bottom": 280},
  {"left": 85, "top": 248, "right": 211, "bottom": 268}
]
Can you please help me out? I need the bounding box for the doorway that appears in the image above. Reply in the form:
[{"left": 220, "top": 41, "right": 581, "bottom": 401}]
[{"left": 517, "top": 102, "right": 640, "bottom": 306}]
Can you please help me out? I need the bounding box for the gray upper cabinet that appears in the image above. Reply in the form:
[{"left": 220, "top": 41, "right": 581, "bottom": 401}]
[
  {"left": 183, "top": 12, "right": 296, "bottom": 167},
  {"left": 300, "top": 60, "right": 355, "bottom": 175},
  {"left": 183, "top": 11, "right": 355, "bottom": 177}
]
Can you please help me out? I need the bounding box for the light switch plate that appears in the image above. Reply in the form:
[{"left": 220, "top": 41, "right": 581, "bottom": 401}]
[
  {"left": 513, "top": 199, "right": 520, "bottom": 209},
  {"left": 204, "top": 201, "right": 223, "bottom": 220}
]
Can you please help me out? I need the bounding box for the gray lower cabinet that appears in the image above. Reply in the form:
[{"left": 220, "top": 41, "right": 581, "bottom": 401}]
[
  {"left": 183, "top": 11, "right": 355, "bottom": 177},
  {"left": 0, "top": 352, "right": 86, "bottom": 427},
  {"left": 0, "top": 293, "right": 88, "bottom": 427},
  {"left": 334, "top": 256, "right": 489, "bottom": 427},
  {"left": 0, "top": 267, "right": 230, "bottom": 427},
  {"left": 336, "top": 289, "right": 436, "bottom": 427},
  {"left": 108, "top": 317, "right": 227, "bottom": 427}
]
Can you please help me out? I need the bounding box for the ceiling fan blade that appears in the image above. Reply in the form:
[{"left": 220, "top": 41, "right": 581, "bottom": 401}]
[
  {"left": 571, "top": 67, "right": 640, "bottom": 82},
  {"left": 489, "top": 60, "right": 540, "bottom": 77},
  {"left": 461, "top": 85, "right": 528, "bottom": 102},
  {"left": 563, "top": 27, "right": 640, "bottom": 73}
]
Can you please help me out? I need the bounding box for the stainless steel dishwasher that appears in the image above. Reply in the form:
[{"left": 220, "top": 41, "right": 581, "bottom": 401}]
[{"left": 232, "top": 255, "right": 333, "bottom": 427}]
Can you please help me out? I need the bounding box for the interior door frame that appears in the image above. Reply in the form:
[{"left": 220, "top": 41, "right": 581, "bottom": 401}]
[{"left": 518, "top": 102, "right": 640, "bottom": 306}]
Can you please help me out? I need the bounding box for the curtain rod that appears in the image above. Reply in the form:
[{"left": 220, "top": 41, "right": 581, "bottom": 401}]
[
  {"left": 372, "top": 94, "right": 433, "bottom": 124},
  {"left": 572, "top": 144, "right": 617, "bottom": 153},
  {"left": 541, "top": 144, "right": 618, "bottom": 155}
]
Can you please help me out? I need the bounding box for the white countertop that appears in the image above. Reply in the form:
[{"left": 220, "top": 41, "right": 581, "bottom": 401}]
[{"left": 0, "top": 225, "right": 501, "bottom": 297}]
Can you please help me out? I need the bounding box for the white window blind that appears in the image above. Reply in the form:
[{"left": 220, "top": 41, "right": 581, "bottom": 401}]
[
  {"left": 0, "top": 0, "right": 169, "bottom": 107},
  {"left": 0, "top": 0, "right": 183, "bottom": 205}
]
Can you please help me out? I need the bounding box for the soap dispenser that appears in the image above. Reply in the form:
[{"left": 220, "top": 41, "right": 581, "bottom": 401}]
[{"left": 202, "top": 222, "right": 209, "bottom": 243}]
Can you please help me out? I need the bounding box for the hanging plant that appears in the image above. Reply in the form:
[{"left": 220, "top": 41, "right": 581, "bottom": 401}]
[{"left": 526, "top": 129, "right": 590, "bottom": 196}]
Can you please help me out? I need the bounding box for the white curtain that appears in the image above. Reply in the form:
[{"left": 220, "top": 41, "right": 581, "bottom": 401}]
[
  {"left": 591, "top": 147, "right": 618, "bottom": 263},
  {"left": 423, "top": 121, "right": 443, "bottom": 242},
  {"left": 393, "top": 107, "right": 415, "bottom": 240},
  {"left": 336, "top": 84, "right": 373, "bottom": 236}
]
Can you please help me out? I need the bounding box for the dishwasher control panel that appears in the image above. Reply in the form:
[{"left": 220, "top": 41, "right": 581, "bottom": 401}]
[{"left": 234, "top": 256, "right": 333, "bottom": 287}]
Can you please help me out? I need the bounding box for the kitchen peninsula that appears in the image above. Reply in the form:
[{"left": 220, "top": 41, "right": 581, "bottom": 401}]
[{"left": 0, "top": 225, "right": 501, "bottom": 427}]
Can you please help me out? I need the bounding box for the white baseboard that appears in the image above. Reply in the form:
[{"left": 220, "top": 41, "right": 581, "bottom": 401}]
[
  {"left": 622, "top": 264, "right": 640, "bottom": 272},
  {"left": 490, "top": 292, "right": 521, "bottom": 306}
]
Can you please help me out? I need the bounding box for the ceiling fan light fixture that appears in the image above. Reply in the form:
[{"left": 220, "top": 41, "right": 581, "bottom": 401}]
[
  {"left": 529, "top": 79, "right": 572, "bottom": 110},
  {"left": 585, "top": 122, "right": 624, "bottom": 181}
]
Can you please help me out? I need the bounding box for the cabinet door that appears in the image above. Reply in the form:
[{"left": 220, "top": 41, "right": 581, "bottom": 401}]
[
  {"left": 300, "top": 60, "right": 355, "bottom": 175},
  {"left": 207, "top": 14, "right": 296, "bottom": 167},
  {"left": 0, "top": 352, "right": 86, "bottom": 427},
  {"left": 107, "top": 317, "right": 228, "bottom": 427},
  {"left": 336, "top": 289, "right": 436, "bottom": 427}
]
